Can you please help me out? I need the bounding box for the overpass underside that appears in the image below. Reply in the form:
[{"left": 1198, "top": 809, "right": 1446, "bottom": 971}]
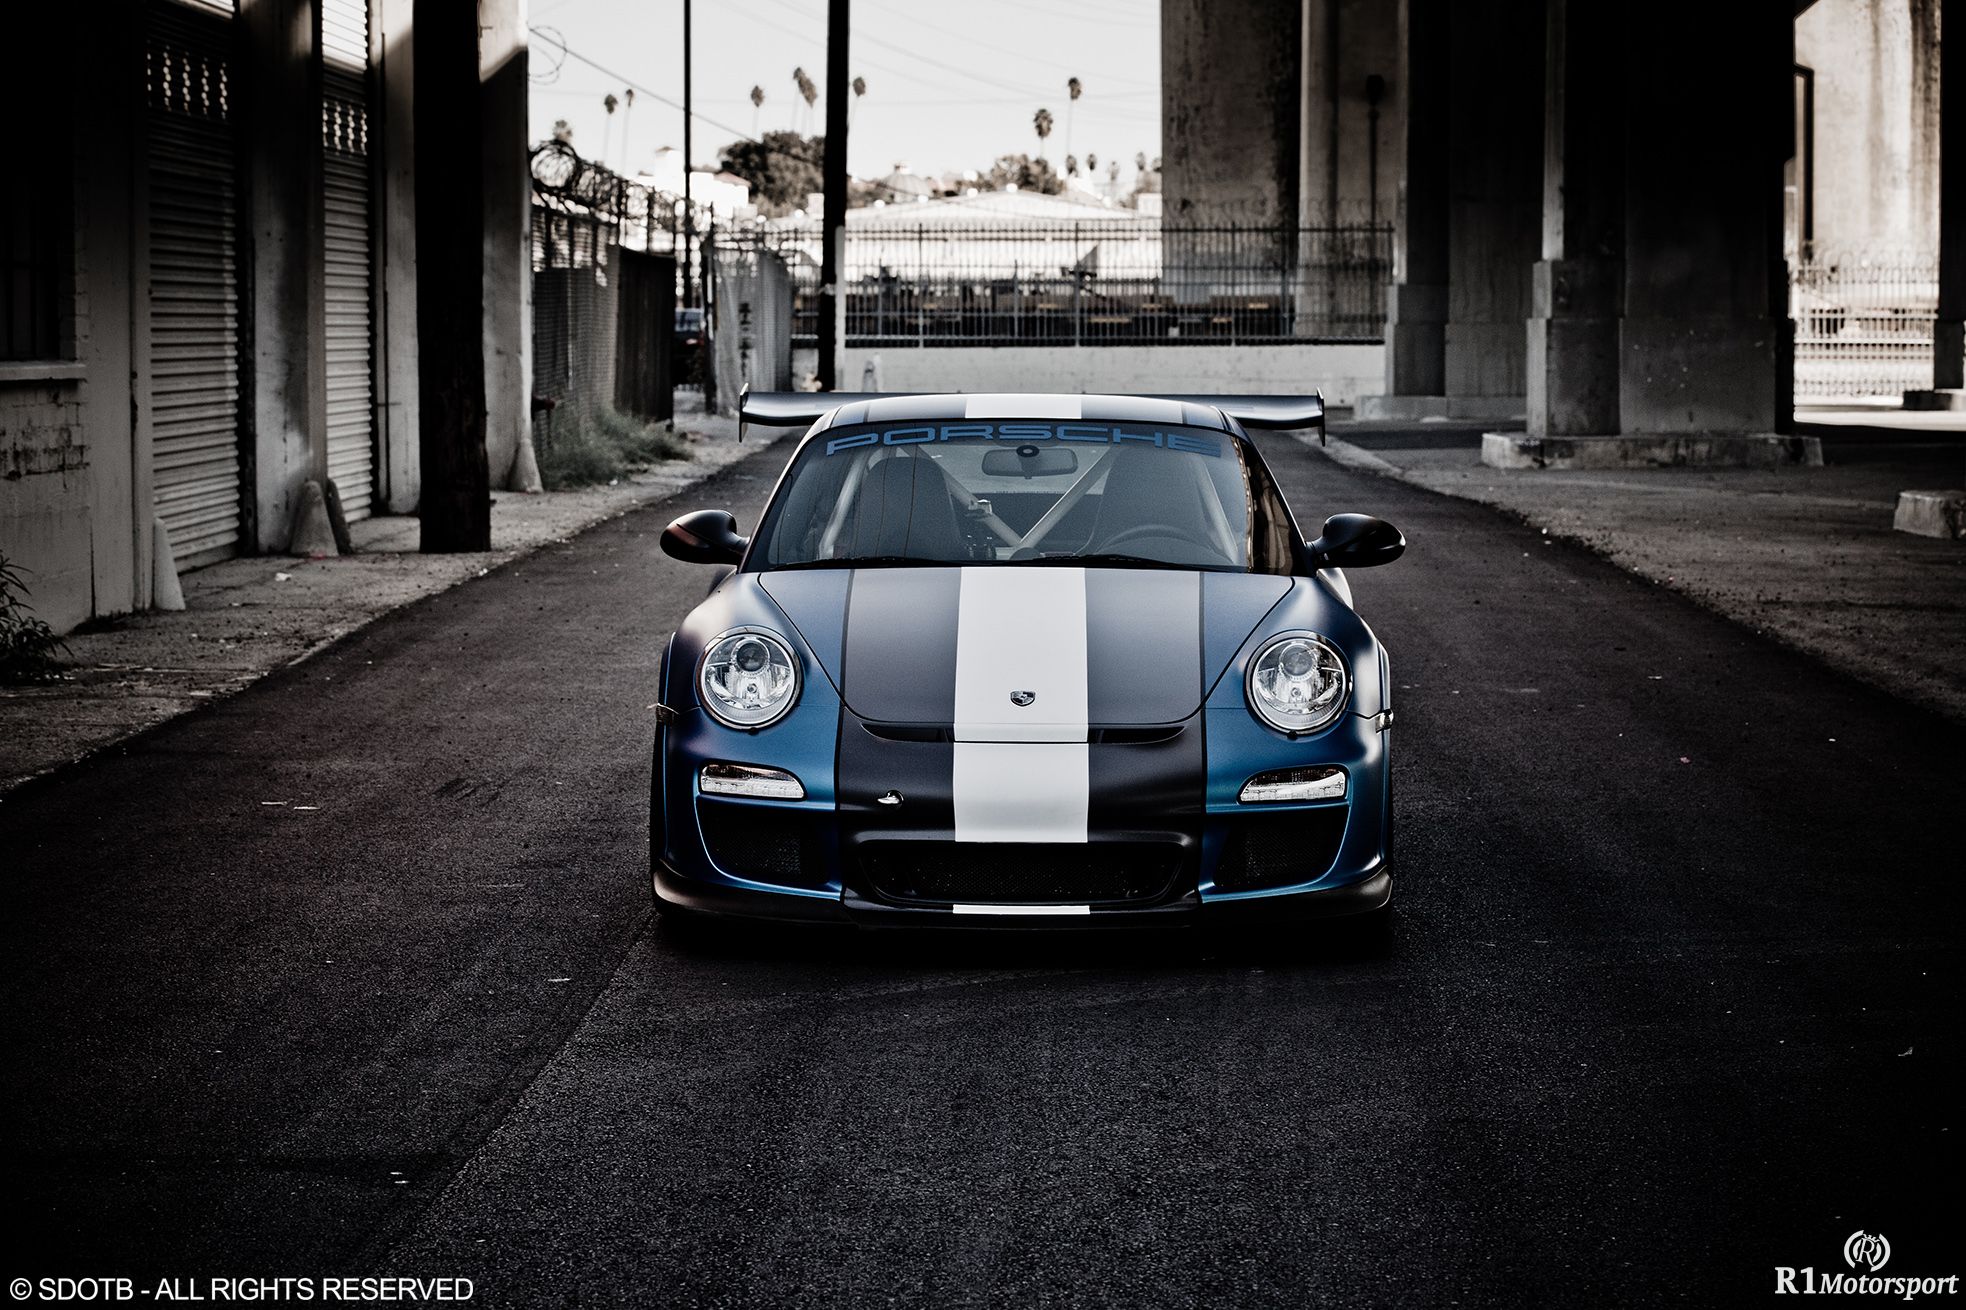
[{"left": 1162, "top": 0, "right": 1880, "bottom": 452}]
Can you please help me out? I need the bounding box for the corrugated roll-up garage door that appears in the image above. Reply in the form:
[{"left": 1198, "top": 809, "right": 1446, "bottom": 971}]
[
  {"left": 147, "top": 1, "right": 244, "bottom": 568},
  {"left": 321, "top": 0, "right": 375, "bottom": 519}
]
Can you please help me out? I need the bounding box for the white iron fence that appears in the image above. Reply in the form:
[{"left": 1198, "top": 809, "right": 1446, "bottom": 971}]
[{"left": 1790, "top": 250, "right": 1938, "bottom": 402}]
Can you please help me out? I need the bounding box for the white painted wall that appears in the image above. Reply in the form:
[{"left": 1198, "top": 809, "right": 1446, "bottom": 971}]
[{"left": 833, "top": 344, "right": 1384, "bottom": 406}]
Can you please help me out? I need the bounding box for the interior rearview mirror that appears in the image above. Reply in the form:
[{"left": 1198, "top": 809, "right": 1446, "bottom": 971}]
[
  {"left": 980, "top": 446, "right": 1079, "bottom": 478},
  {"left": 661, "top": 510, "right": 749, "bottom": 566},
  {"left": 1309, "top": 513, "right": 1404, "bottom": 569}
]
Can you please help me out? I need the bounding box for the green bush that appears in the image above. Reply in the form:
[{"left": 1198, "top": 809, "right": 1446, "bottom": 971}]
[
  {"left": 0, "top": 554, "right": 68, "bottom": 684},
  {"left": 539, "top": 405, "right": 691, "bottom": 490}
]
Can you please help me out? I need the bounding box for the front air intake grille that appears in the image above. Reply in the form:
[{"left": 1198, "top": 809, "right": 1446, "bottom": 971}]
[
  {"left": 862, "top": 843, "right": 1182, "bottom": 906},
  {"left": 1213, "top": 809, "right": 1348, "bottom": 892},
  {"left": 699, "top": 802, "right": 809, "bottom": 883}
]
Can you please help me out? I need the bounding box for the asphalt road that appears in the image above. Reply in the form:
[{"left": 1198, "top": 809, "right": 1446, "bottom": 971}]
[{"left": 4, "top": 433, "right": 1960, "bottom": 1307}]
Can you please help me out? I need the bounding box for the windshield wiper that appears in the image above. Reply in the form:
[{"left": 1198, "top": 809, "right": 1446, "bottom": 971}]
[
  {"left": 769, "top": 555, "right": 955, "bottom": 571},
  {"left": 1013, "top": 553, "right": 1194, "bottom": 571}
]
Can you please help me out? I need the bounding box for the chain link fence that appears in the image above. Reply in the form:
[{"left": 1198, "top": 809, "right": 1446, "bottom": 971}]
[
  {"left": 528, "top": 141, "right": 678, "bottom": 454},
  {"left": 1791, "top": 249, "right": 1939, "bottom": 401}
]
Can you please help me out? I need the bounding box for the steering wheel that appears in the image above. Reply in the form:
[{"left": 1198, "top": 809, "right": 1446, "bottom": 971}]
[{"left": 1097, "top": 522, "right": 1222, "bottom": 554}]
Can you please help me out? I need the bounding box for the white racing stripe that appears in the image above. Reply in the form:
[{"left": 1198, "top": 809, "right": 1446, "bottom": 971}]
[
  {"left": 951, "top": 567, "right": 1091, "bottom": 843},
  {"left": 952, "top": 903, "right": 1092, "bottom": 916},
  {"left": 954, "top": 568, "right": 1087, "bottom": 742},
  {"left": 964, "top": 394, "right": 1083, "bottom": 419},
  {"left": 952, "top": 741, "right": 1089, "bottom": 842}
]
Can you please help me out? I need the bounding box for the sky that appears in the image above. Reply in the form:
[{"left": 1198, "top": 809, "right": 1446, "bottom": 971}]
[{"left": 525, "top": 0, "right": 1161, "bottom": 187}]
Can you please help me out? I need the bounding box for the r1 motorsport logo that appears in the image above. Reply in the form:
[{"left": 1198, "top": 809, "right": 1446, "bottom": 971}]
[{"left": 1775, "top": 1231, "right": 1959, "bottom": 1300}]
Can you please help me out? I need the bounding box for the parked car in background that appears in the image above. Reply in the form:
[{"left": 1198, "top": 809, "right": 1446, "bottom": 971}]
[{"left": 673, "top": 307, "right": 706, "bottom": 385}]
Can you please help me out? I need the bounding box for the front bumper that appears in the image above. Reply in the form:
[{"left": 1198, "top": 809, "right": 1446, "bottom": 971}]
[
  {"left": 654, "top": 858, "right": 1391, "bottom": 928},
  {"left": 656, "top": 692, "right": 1394, "bottom": 929}
]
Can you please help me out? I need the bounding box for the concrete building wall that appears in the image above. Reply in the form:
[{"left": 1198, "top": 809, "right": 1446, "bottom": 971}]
[
  {"left": 2, "top": 2, "right": 523, "bottom": 635},
  {"left": 1796, "top": 0, "right": 1943, "bottom": 253},
  {"left": 0, "top": 11, "right": 139, "bottom": 633},
  {"left": 838, "top": 344, "right": 1385, "bottom": 408},
  {"left": 1161, "top": 0, "right": 1302, "bottom": 226}
]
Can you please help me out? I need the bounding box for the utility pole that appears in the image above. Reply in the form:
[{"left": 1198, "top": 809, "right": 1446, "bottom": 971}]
[
  {"left": 414, "top": 0, "right": 490, "bottom": 551},
  {"left": 817, "top": 0, "right": 849, "bottom": 389},
  {"left": 682, "top": 0, "right": 695, "bottom": 307}
]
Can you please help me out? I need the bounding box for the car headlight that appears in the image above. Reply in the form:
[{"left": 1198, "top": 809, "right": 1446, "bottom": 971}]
[
  {"left": 1245, "top": 633, "right": 1349, "bottom": 735},
  {"left": 698, "top": 628, "right": 801, "bottom": 729}
]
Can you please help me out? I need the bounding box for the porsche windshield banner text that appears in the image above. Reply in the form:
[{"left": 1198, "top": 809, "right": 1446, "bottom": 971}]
[{"left": 823, "top": 423, "right": 1225, "bottom": 457}]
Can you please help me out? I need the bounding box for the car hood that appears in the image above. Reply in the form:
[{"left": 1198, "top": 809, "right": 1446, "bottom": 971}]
[{"left": 757, "top": 566, "right": 1294, "bottom": 740}]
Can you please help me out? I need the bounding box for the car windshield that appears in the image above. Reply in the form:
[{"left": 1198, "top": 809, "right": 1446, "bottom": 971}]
[{"left": 749, "top": 420, "right": 1300, "bottom": 573}]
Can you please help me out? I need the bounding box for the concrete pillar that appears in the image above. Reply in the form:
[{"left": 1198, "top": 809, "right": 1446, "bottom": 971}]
[
  {"left": 1161, "top": 0, "right": 1301, "bottom": 226},
  {"left": 1442, "top": 0, "right": 1542, "bottom": 415},
  {"left": 1911, "top": 0, "right": 1962, "bottom": 399},
  {"left": 480, "top": 0, "right": 532, "bottom": 488},
  {"left": 1295, "top": 0, "right": 1402, "bottom": 332},
  {"left": 374, "top": 0, "right": 419, "bottom": 513},
  {"left": 1525, "top": 0, "right": 1621, "bottom": 436},
  {"left": 1617, "top": 1, "right": 1792, "bottom": 437},
  {"left": 241, "top": 0, "right": 327, "bottom": 552},
  {"left": 1361, "top": 0, "right": 1448, "bottom": 413}
]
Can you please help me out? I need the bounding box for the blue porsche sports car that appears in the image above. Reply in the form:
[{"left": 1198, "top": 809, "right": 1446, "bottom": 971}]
[{"left": 650, "top": 391, "right": 1404, "bottom": 928}]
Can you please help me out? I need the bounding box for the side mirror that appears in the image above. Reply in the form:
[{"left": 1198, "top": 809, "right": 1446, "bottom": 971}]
[
  {"left": 661, "top": 510, "right": 749, "bottom": 566},
  {"left": 1309, "top": 513, "right": 1404, "bottom": 569}
]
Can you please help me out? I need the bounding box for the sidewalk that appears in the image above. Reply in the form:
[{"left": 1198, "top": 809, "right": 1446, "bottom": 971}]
[
  {"left": 0, "top": 403, "right": 768, "bottom": 795},
  {"left": 1312, "top": 407, "right": 1966, "bottom": 723}
]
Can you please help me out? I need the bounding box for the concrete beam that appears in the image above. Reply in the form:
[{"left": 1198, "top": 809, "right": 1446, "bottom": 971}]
[
  {"left": 241, "top": 0, "right": 327, "bottom": 553},
  {"left": 1161, "top": 0, "right": 1301, "bottom": 225},
  {"left": 1525, "top": 0, "right": 1620, "bottom": 437},
  {"left": 480, "top": 0, "right": 531, "bottom": 490},
  {"left": 374, "top": 0, "right": 419, "bottom": 514},
  {"left": 1368, "top": 0, "right": 1448, "bottom": 402},
  {"left": 1618, "top": 1, "right": 1792, "bottom": 437},
  {"left": 1442, "top": 0, "right": 1541, "bottom": 408}
]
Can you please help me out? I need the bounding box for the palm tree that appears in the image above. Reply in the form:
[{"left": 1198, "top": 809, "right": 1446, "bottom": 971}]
[
  {"left": 851, "top": 75, "right": 867, "bottom": 128},
  {"left": 1086, "top": 152, "right": 1097, "bottom": 174},
  {"left": 1135, "top": 150, "right": 1147, "bottom": 172},
  {"left": 1033, "top": 107, "right": 1054, "bottom": 159},
  {"left": 619, "top": 88, "right": 635, "bottom": 171},
  {"left": 792, "top": 67, "right": 817, "bottom": 132},
  {"left": 750, "top": 84, "right": 765, "bottom": 136},
  {"left": 601, "top": 92, "right": 618, "bottom": 170},
  {"left": 1065, "top": 76, "right": 1082, "bottom": 159},
  {"left": 1065, "top": 154, "right": 1078, "bottom": 177}
]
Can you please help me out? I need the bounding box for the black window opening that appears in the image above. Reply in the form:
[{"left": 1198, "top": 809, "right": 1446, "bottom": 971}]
[{"left": 2, "top": 75, "right": 73, "bottom": 362}]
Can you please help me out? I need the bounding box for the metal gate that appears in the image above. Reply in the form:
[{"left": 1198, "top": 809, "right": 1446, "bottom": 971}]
[
  {"left": 614, "top": 249, "right": 676, "bottom": 423},
  {"left": 321, "top": 0, "right": 375, "bottom": 518},
  {"left": 147, "top": 0, "right": 244, "bottom": 568}
]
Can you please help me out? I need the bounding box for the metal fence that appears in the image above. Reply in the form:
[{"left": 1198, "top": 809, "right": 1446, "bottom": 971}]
[
  {"left": 1791, "top": 250, "right": 1938, "bottom": 401},
  {"left": 705, "top": 231, "right": 794, "bottom": 414},
  {"left": 771, "top": 222, "right": 1392, "bottom": 347},
  {"left": 528, "top": 141, "right": 679, "bottom": 451}
]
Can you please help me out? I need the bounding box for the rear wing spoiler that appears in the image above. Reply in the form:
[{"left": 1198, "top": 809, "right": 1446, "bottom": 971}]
[{"left": 738, "top": 390, "right": 1327, "bottom": 443}]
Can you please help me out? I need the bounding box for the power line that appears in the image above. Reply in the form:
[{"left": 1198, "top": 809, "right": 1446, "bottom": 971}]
[{"left": 528, "top": 29, "right": 928, "bottom": 201}]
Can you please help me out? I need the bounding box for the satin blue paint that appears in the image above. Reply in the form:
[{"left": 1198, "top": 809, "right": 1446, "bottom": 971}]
[{"left": 660, "top": 574, "right": 844, "bottom": 898}]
